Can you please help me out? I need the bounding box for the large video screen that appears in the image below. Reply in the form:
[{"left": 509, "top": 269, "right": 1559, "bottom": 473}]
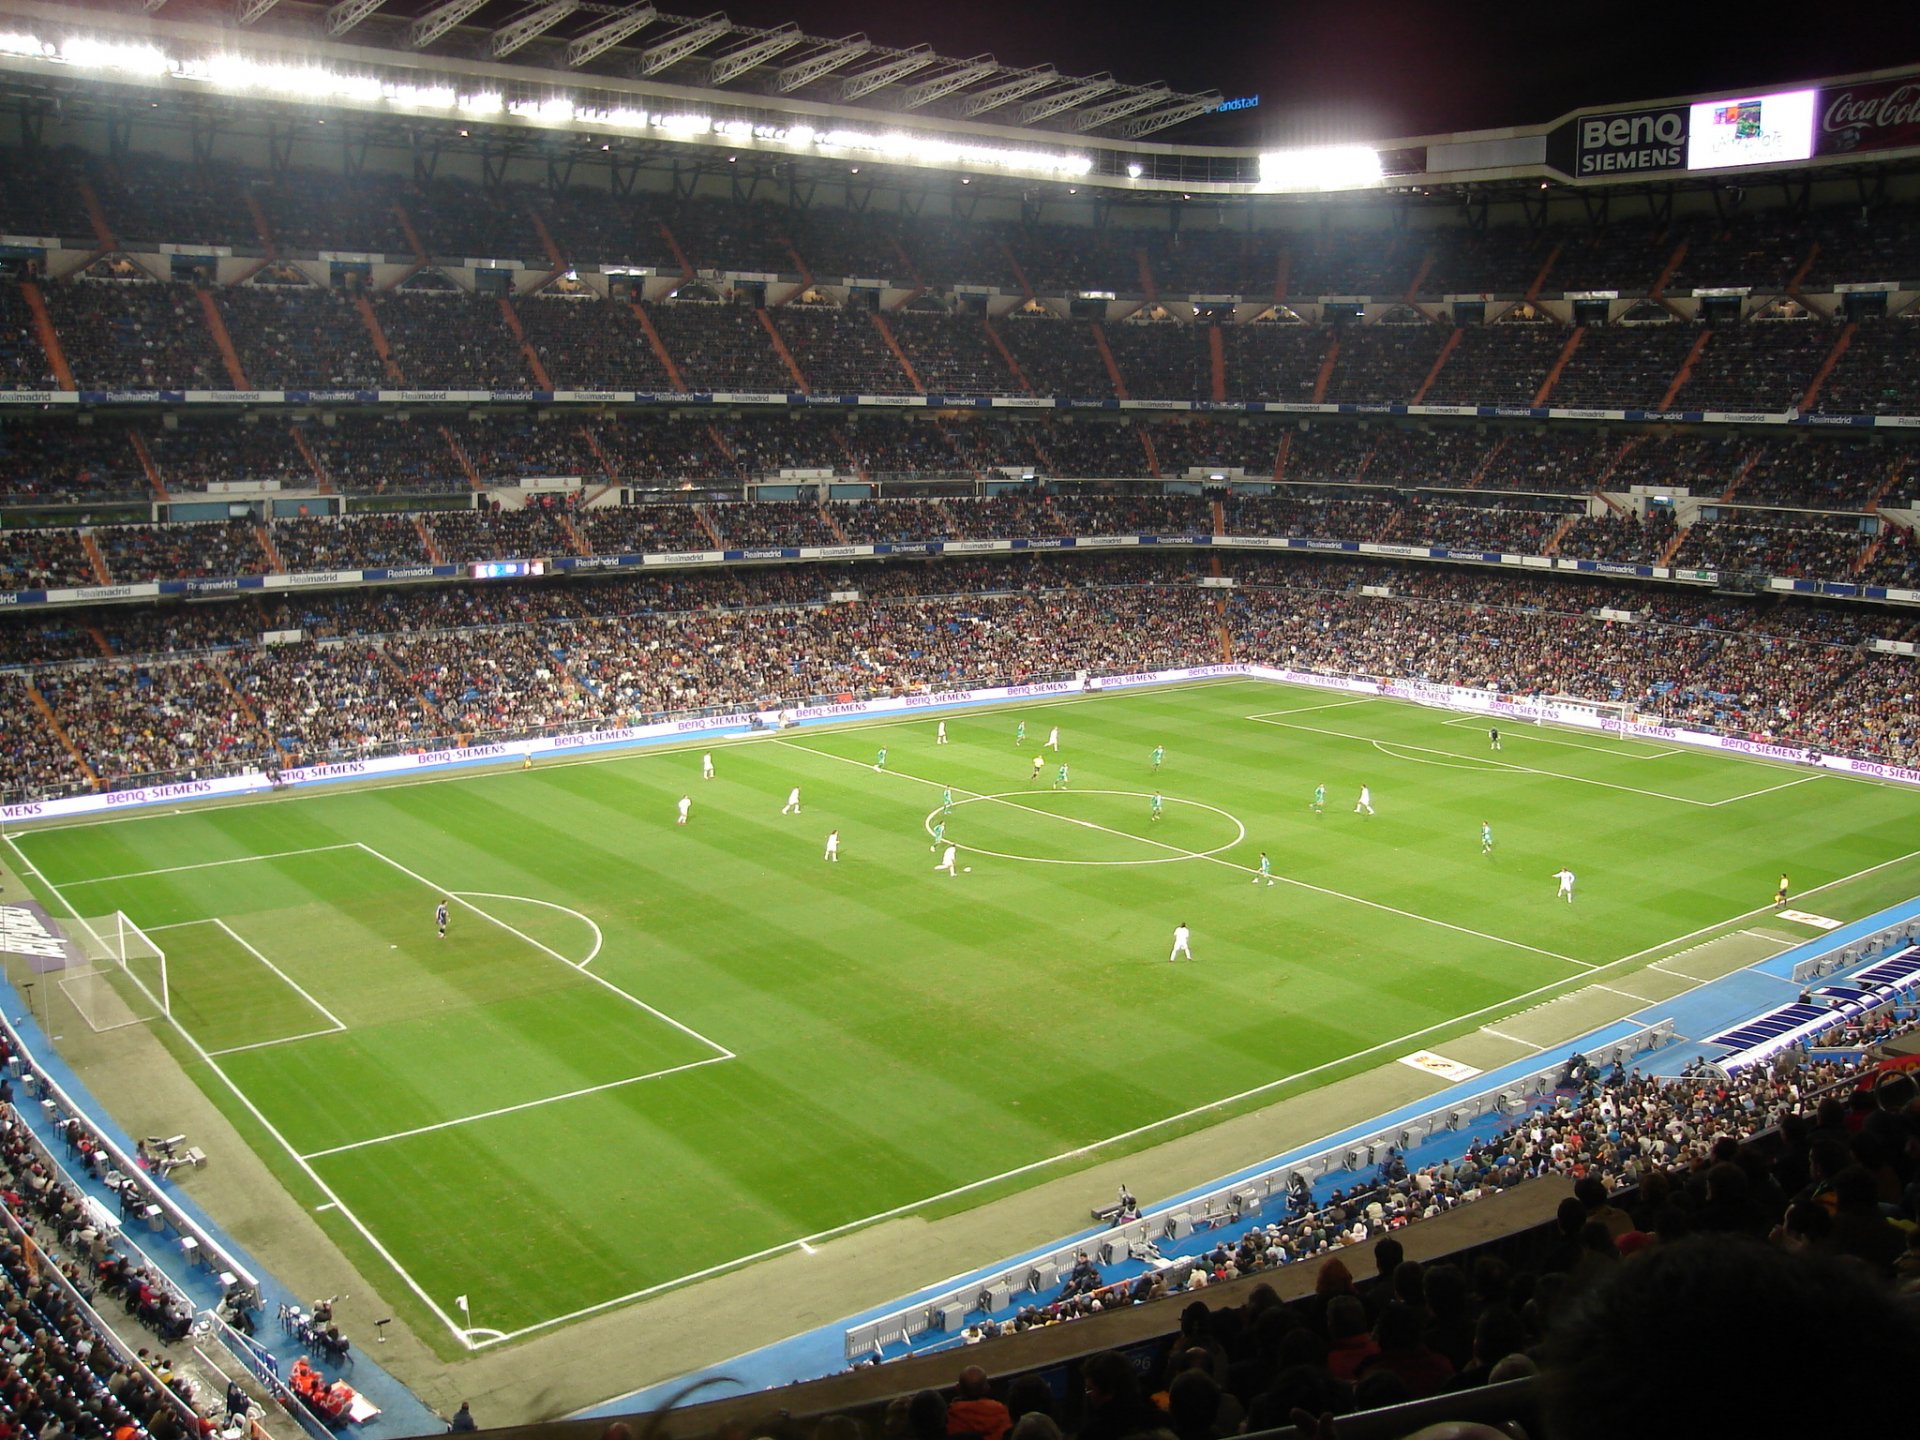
[{"left": 1687, "top": 89, "right": 1816, "bottom": 170}]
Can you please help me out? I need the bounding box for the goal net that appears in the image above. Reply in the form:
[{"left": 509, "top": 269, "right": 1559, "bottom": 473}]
[{"left": 56, "top": 913, "right": 169, "bottom": 1034}]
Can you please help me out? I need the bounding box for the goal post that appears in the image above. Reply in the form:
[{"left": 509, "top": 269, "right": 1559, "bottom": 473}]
[{"left": 58, "top": 912, "right": 169, "bottom": 1033}]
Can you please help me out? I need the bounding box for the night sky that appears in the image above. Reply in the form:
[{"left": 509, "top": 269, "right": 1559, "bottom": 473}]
[{"left": 716, "top": 0, "right": 1894, "bottom": 143}]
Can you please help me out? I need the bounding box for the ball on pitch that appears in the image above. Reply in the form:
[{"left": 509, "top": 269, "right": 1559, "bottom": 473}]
[{"left": 963, "top": 866, "right": 972, "bottom": 872}]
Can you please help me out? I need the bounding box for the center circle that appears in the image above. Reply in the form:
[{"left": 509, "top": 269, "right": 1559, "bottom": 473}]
[{"left": 924, "top": 789, "right": 1247, "bottom": 867}]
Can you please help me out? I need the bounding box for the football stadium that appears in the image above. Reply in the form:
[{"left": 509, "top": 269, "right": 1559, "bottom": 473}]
[{"left": 0, "top": 2, "right": 1918, "bottom": 1438}]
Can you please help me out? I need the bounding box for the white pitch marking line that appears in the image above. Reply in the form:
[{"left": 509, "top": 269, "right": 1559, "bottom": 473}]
[
  {"left": 1478, "top": 1026, "right": 1545, "bottom": 1051},
  {"left": 300, "top": 1054, "right": 734, "bottom": 1159},
  {"left": 1438, "top": 714, "right": 1682, "bottom": 760},
  {"left": 208, "top": 1027, "right": 348, "bottom": 1057},
  {"left": 352, "top": 844, "right": 733, "bottom": 1060},
  {"left": 1704, "top": 774, "right": 1823, "bottom": 807},
  {"left": 454, "top": 891, "right": 603, "bottom": 969},
  {"left": 1243, "top": 697, "right": 1379, "bottom": 719},
  {"left": 776, "top": 739, "right": 1598, "bottom": 972},
  {"left": 1250, "top": 713, "right": 1713, "bottom": 805},
  {"left": 48, "top": 843, "right": 363, "bottom": 885},
  {"left": 1593, "top": 983, "right": 1656, "bottom": 1004},
  {"left": 211, "top": 918, "right": 350, "bottom": 1034}
]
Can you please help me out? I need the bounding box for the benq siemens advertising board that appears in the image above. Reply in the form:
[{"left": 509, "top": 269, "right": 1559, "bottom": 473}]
[{"left": 1551, "top": 104, "right": 1690, "bottom": 177}]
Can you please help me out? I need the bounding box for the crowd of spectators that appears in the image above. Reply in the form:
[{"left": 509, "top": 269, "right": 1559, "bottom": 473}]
[
  {"left": 1669, "top": 509, "right": 1871, "bottom": 579},
  {"left": 646, "top": 301, "right": 791, "bottom": 393},
  {"left": 1321, "top": 322, "right": 1453, "bottom": 405},
  {"left": 1548, "top": 323, "right": 1701, "bottom": 410},
  {"left": 213, "top": 285, "right": 382, "bottom": 391},
  {"left": 1421, "top": 322, "right": 1563, "bottom": 407},
  {"left": 94, "top": 521, "right": 265, "bottom": 583},
  {"left": 40, "top": 280, "right": 225, "bottom": 391},
  {"left": 371, "top": 292, "right": 532, "bottom": 389},
  {"left": 0, "top": 1090, "right": 234, "bottom": 1440},
  {"left": 993, "top": 316, "right": 1115, "bottom": 399},
  {"left": 1819, "top": 317, "right": 1920, "bottom": 417},
  {"left": 514, "top": 295, "right": 667, "bottom": 391},
  {"left": 775, "top": 307, "right": 918, "bottom": 394},
  {"left": 0, "top": 281, "right": 59, "bottom": 390},
  {"left": 886, "top": 310, "right": 1022, "bottom": 395},
  {"left": 1680, "top": 321, "right": 1841, "bottom": 412}
]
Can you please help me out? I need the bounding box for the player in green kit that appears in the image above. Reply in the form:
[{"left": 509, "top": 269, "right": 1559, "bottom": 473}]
[
  {"left": 1150, "top": 744, "right": 1164, "bottom": 772},
  {"left": 1482, "top": 821, "right": 1494, "bottom": 855},
  {"left": 1311, "top": 783, "right": 1325, "bottom": 815},
  {"left": 1150, "top": 792, "right": 1163, "bottom": 822},
  {"left": 1016, "top": 720, "right": 1026, "bottom": 746},
  {"left": 1253, "top": 852, "right": 1274, "bottom": 886},
  {"left": 942, "top": 786, "right": 953, "bottom": 815},
  {"left": 929, "top": 819, "right": 946, "bottom": 852},
  {"left": 874, "top": 746, "right": 887, "bottom": 772},
  {"left": 1053, "top": 762, "right": 1069, "bottom": 790}
]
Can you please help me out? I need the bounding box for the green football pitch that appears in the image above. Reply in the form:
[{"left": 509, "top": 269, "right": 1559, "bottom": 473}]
[{"left": 8, "top": 677, "right": 1920, "bottom": 1352}]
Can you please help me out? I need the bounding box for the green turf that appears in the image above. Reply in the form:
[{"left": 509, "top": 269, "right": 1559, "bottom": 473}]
[{"left": 9, "top": 678, "right": 1919, "bottom": 1349}]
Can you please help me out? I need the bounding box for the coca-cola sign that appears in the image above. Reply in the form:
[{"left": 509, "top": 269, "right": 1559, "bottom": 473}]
[{"left": 1817, "top": 78, "right": 1920, "bottom": 156}]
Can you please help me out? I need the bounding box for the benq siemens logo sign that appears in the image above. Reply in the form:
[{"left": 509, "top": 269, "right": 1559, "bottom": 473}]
[{"left": 1573, "top": 106, "right": 1689, "bottom": 176}]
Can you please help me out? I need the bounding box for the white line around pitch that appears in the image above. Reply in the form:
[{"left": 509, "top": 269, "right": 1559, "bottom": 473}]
[
  {"left": 1479, "top": 1026, "right": 1545, "bottom": 1051},
  {"left": 773, "top": 739, "right": 1598, "bottom": 972},
  {"left": 42, "top": 843, "right": 363, "bottom": 885}
]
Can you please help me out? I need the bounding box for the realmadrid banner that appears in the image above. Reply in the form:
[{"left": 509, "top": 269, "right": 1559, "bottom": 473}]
[{"left": 1817, "top": 77, "right": 1920, "bottom": 157}]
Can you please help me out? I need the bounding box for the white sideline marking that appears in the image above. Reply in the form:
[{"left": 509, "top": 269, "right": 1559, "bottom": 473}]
[
  {"left": 50, "top": 843, "right": 362, "bottom": 885},
  {"left": 1250, "top": 713, "right": 1828, "bottom": 808},
  {"left": 454, "top": 891, "right": 604, "bottom": 969},
  {"left": 1478, "top": 1026, "right": 1545, "bottom": 1051},
  {"left": 1244, "top": 697, "right": 1378, "bottom": 719},
  {"left": 300, "top": 1054, "right": 734, "bottom": 1159},
  {"left": 1593, "top": 983, "right": 1656, "bottom": 1004},
  {"left": 352, "top": 844, "right": 734, "bottom": 1060},
  {"left": 777, "top": 739, "right": 1598, "bottom": 972}
]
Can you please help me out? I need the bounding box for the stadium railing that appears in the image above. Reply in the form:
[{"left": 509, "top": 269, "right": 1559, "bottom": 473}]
[{"left": 841, "top": 1018, "right": 1672, "bottom": 1360}]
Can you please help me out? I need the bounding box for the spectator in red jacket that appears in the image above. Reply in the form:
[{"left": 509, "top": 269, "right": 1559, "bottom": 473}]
[{"left": 946, "top": 1367, "right": 1009, "bottom": 1440}]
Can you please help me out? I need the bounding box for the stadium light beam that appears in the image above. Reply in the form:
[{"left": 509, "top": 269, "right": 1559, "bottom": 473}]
[
  {"left": 774, "top": 34, "right": 871, "bottom": 93},
  {"left": 1018, "top": 73, "right": 1117, "bottom": 126},
  {"left": 1069, "top": 83, "right": 1169, "bottom": 131},
  {"left": 839, "top": 44, "right": 934, "bottom": 101},
  {"left": 235, "top": 0, "right": 282, "bottom": 24},
  {"left": 1258, "top": 144, "right": 1383, "bottom": 191},
  {"left": 704, "top": 24, "right": 803, "bottom": 86},
  {"left": 1112, "top": 92, "right": 1224, "bottom": 138},
  {"left": 958, "top": 65, "right": 1058, "bottom": 118},
  {"left": 637, "top": 13, "right": 730, "bottom": 75},
  {"left": 896, "top": 55, "right": 997, "bottom": 111},
  {"left": 565, "top": 4, "right": 656, "bottom": 68},
  {"left": 491, "top": 0, "right": 580, "bottom": 59},
  {"left": 408, "top": 0, "right": 489, "bottom": 49},
  {"left": 324, "top": 0, "right": 388, "bottom": 36}
]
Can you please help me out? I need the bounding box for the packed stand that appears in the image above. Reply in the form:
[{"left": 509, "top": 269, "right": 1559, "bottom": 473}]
[
  {"left": 645, "top": 301, "right": 791, "bottom": 392},
  {"left": 1323, "top": 322, "right": 1453, "bottom": 404},
  {"left": 40, "top": 280, "right": 225, "bottom": 391},
  {"left": 705, "top": 501, "right": 840, "bottom": 548},
  {"left": 0, "top": 421, "right": 149, "bottom": 502},
  {"left": 1555, "top": 508, "right": 1676, "bottom": 565},
  {"left": 94, "top": 521, "right": 264, "bottom": 583},
  {"left": 1152, "top": 421, "right": 1281, "bottom": 477},
  {"left": 212, "top": 283, "right": 382, "bottom": 389},
  {"left": 371, "top": 292, "right": 531, "bottom": 388},
  {"left": 36, "top": 658, "right": 268, "bottom": 786},
  {"left": 454, "top": 414, "right": 604, "bottom": 487},
  {"left": 593, "top": 413, "right": 733, "bottom": 484},
  {"left": 1680, "top": 321, "right": 1841, "bottom": 412},
  {"left": 1818, "top": 317, "right": 1920, "bottom": 416},
  {"left": 993, "top": 315, "right": 1115, "bottom": 398},
  {"left": 143, "top": 422, "right": 308, "bottom": 493},
  {"left": 1547, "top": 323, "right": 1700, "bottom": 410},
  {"left": 0, "top": 281, "right": 57, "bottom": 390},
  {"left": 775, "top": 306, "right": 916, "bottom": 394},
  {"left": 1734, "top": 436, "right": 1903, "bottom": 508},
  {"left": 887, "top": 310, "right": 1021, "bottom": 395},
  {"left": 424, "top": 508, "right": 579, "bottom": 564},
  {"left": 299, "top": 417, "right": 471, "bottom": 494},
  {"left": 1422, "top": 323, "right": 1563, "bottom": 406},
  {"left": 515, "top": 295, "right": 669, "bottom": 390},
  {"left": 1217, "top": 323, "right": 1328, "bottom": 404},
  {"left": 1106, "top": 320, "right": 1208, "bottom": 402},
  {"left": 1670, "top": 510, "right": 1870, "bottom": 579}
]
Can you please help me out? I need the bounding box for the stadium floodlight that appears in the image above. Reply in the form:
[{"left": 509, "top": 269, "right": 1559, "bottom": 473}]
[
  {"left": 703, "top": 24, "right": 803, "bottom": 86},
  {"left": 839, "top": 44, "right": 934, "bottom": 101},
  {"left": 774, "top": 34, "right": 871, "bottom": 93},
  {"left": 958, "top": 65, "right": 1058, "bottom": 118},
  {"left": 408, "top": 0, "right": 489, "bottom": 49},
  {"left": 565, "top": 4, "right": 655, "bottom": 67},
  {"left": 1110, "top": 92, "right": 1225, "bottom": 138},
  {"left": 324, "top": 0, "right": 389, "bottom": 36},
  {"left": 636, "top": 12, "right": 729, "bottom": 75},
  {"left": 491, "top": 0, "right": 580, "bottom": 59},
  {"left": 897, "top": 54, "right": 997, "bottom": 110},
  {"left": 1258, "top": 144, "right": 1383, "bottom": 191},
  {"left": 1068, "top": 83, "right": 1169, "bottom": 131},
  {"left": 235, "top": 0, "right": 282, "bottom": 23},
  {"left": 1018, "top": 73, "right": 1117, "bottom": 126}
]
